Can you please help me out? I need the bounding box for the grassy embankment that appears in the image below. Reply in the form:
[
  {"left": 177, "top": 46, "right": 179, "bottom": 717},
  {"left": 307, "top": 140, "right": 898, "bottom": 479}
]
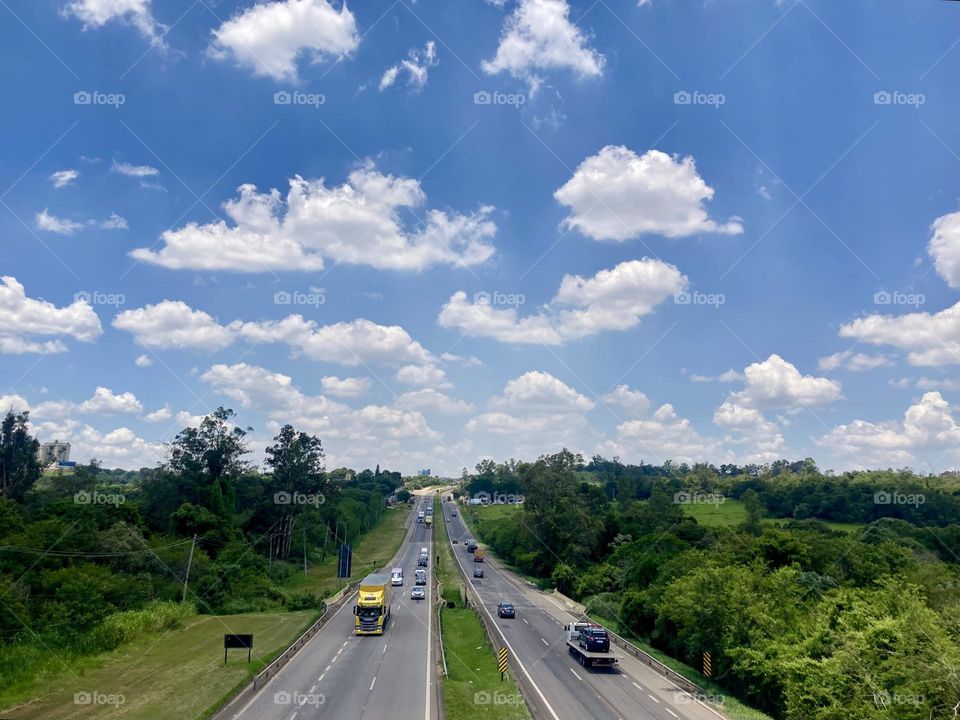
[
  {"left": 434, "top": 494, "right": 530, "bottom": 720},
  {"left": 0, "top": 507, "right": 411, "bottom": 720}
]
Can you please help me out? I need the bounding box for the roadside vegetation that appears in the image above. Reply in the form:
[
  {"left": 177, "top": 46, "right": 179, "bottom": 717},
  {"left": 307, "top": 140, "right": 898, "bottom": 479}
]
[
  {"left": 434, "top": 493, "right": 530, "bottom": 720},
  {"left": 0, "top": 407, "right": 404, "bottom": 717},
  {"left": 458, "top": 452, "right": 960, "bottom": 720}
]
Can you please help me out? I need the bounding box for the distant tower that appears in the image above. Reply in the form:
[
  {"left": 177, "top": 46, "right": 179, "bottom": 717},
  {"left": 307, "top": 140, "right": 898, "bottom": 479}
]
[{"left": 38, "top": 440, "right": 71, "bottom": 466}]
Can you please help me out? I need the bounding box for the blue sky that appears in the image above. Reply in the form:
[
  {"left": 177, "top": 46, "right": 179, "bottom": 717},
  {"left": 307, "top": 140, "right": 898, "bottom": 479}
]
[{"left": 2, "top": 0, "right": 960, "bottom": 474}]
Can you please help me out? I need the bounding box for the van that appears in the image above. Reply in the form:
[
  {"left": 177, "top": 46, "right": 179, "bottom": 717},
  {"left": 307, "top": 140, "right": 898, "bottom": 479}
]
[{"left": 391, "top": 567, "right": 404, "bottom": 586}]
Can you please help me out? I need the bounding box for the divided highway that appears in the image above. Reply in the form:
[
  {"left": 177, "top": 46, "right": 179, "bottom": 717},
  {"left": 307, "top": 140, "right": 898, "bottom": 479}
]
[
  {"left": 442, "top": 501, "right": 726, "bottom": 720},
  {"left": 227, "top": 498, "right": 436, "bottom": 720}
]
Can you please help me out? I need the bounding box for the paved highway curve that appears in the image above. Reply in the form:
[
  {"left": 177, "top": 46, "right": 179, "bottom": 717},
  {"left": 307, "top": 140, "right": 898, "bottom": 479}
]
[
  {"left": 442, "top": 501, "right": 727, "bottom": 720},
  {"left": 227, "top": 498, "right": 436, "bottom": 720}
]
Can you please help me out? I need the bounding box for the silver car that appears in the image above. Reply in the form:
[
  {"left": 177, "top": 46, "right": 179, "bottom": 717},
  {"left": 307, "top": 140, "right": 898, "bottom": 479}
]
[{"left": 411, "top": 587, "right": 425, "bottom": 600}]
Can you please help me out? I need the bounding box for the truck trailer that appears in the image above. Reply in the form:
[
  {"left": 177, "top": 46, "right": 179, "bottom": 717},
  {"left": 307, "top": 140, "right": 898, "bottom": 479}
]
[
  {"left": 565, "top": 622, "right": 618, "bottom": 668},
  {"left": 354, "top": 574, "right": 392, "bottom": 635}
]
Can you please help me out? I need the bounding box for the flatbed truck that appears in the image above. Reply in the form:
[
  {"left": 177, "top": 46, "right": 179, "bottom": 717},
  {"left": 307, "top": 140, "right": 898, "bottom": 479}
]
[{"left": 565, "top": 622, "right": 618, "bottom": 668}]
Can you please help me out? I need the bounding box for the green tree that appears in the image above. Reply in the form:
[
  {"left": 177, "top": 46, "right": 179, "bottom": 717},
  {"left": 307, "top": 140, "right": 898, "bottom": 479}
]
[{"left": 0, "top": 410, "right": 40, "bottom": 501}]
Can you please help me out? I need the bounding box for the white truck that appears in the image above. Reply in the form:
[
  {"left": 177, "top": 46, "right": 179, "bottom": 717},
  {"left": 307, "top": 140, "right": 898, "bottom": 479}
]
[{"left": 391, "top": 567, "right": 404, "bottom": 586}]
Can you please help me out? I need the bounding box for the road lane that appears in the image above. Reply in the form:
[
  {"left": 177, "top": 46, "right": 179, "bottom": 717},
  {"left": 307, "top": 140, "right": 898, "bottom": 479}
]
[
  {"left": 231, "top": 498, "right": 436, "bottom": 720},
  {"left": 442, "top": 501, "right": 726, "bottom": 720}
]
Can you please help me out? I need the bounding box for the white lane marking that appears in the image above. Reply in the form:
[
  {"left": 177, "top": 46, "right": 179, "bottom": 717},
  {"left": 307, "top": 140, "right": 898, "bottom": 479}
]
[
  {"left": 540, "top": 638, "right": 549, "bottom": 646},
  {"left": 666, "top": 710, "right": 678, "bottom": 718},
  {"left": 522, "top": 618, "right": 529, "bottom": 624},
  {"left": 370, "top": 676, "right": 377, "bottom": 691},
  {"left": 324, "top": 664, "right": 331, "bottom": 672},
  {"left": 289, "top": 713, "right": 297, "bottom": 720},
  {"left": 318, "top": 674, "right": 325, "bottom": 682},
  {"left": 383, "top": 644, "right": 388, "bottom": 654},
  {"left": 309, "top": 685, "right": 316, "bottom": 693},
  {"left": 648, "top": 695, "right": 660, "bottom": 704},
  {"left": 632, "top": 682, "right": 643, "bottom": 692},
  {"left": 570, "top": 668, "right": 583, "bottom": 681}
]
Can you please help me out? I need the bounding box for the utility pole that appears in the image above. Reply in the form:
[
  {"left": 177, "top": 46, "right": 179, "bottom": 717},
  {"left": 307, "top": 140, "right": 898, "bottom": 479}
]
[
  {"left": 322, "top": 524, "right": 329, "bottom": 562},
  {"left": 303, "top": 525, "right": 308, "bottom": 577},
  {"left": 268, "top": 534, "right": 273, "bottom": 577},
  {"left": 182, "top": 534, "right": 198, "bottom": 603}
]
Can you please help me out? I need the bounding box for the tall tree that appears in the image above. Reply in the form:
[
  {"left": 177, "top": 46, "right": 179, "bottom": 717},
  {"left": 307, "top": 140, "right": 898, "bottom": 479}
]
[
  {"left": 264, "top": 424, "right": 326, "bottom": 560},
  {"left": 0, "top": 410, "right": 41, "bottom": 502}
]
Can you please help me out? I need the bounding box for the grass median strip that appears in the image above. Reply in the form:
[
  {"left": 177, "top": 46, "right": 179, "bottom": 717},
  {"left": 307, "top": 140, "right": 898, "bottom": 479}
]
[{"left": 434, "top": 495, "right": 531, "bottom": 720}]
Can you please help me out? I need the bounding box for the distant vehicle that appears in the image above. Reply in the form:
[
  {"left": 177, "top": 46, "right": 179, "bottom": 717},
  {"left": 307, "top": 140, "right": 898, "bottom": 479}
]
[
  {"left": 497, "top": 602, "right": 515, "bottom": 619},
  {"left": 354, "top": 574, "right": 392, "bottom": 635},
  {"left": 410, "top": 587, "right": 425, "bottom": 600},
  {"left": 418, "top": 552, "right": 428, "bottom": 567},
  {"left": 451, "top": 510, "right": 457, "bottom": 517},
  {"left": 474, "top": 548, "right": 485, "bottom": 562},
  {"left": 466, "top": 540, "right": 477, "bottom": 553},
  {"left": 473, "top": 567, "right": 484, "bottom": 578},
  {"left": 390, "top": 567, "right": 404, "bottom": 586},
  {"left": 417, "top": 510, "right": 425, "bottom": 523},
  {"left": 421, "top": 547, "right": 428, "bottom": 555},
  {"left": 452, "top": 538, "right": 458, "bottom": 544},
  {"left": 425, "top": 515, "right": 433, "bottom": 528},
  {"left": 415, "top": 568, "right": 427, "bottom": 586},
  {"left": 565, "top": 622, "right": 618, "bottom": 668}
]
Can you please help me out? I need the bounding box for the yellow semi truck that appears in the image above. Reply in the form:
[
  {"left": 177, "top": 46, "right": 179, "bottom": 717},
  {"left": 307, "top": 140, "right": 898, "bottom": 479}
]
[
  {"left": 424, "top": 514, "right": 433, "bottom": 528},
  {"left": 354, "top": 573, "right": 392, "bottom": 635}
]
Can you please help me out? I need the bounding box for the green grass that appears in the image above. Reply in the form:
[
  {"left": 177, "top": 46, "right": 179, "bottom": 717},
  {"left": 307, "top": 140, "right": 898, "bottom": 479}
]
[
  {"left": 682, "top": 499, "right": 865, "bottom": 534},
  {"left": 0, "top": 611, "right": 317, "bottom": 720},
  {"left": 283, "top": 506, "right": 409, "bottom": 597},
  {"left": 436, "top": 495, "right": 530, "bottom": 720}
]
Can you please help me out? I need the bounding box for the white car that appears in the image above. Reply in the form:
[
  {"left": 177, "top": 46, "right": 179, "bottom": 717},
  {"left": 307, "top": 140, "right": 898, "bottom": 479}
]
[{"left": 410, "top": 587, "right": 425, "bottom": 600}]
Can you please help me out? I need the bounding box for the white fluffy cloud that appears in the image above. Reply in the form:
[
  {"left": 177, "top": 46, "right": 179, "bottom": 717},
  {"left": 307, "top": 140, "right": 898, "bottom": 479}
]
[
  {"left": 0, "top": 394, "right": 31, "bottom": 414},
  {"left": 817, "top": 391, "right": 960, "bottom": 468},
  {"left": 143, "top": 405, "right": 172, "bottom": 422},
  {"left": 599, "top": 404, "right": 728, "bottom": 465},
  {"left": 838, "top": 301, "right": 960, "bottom": 366},
  {"left": 929, "top": 211, "right": 960, "bottom": 289},
  {"left": 600, "top": 385, "right": 650, "bottom": 416},
  {"left": 134, "top": 354, "right": 153, "bottom": 367},
  {"left": 713, "top": 400, "right": 786, "bottom": 465},
  {"left": 554, "top": 147, "right": 743, "bottom": 241},
  {"left": 690, "top": 369, "right": 742, "bottom": 383},
  {"left": 495, "top": 371, "right": 594, "bottom": 413},
  {"left": 62, "top": 0, "right": 166, "bottom": 47},
  {"left": 380, "top": 41, "right": 438, "bottom": 92},
  {"left": 131, "top": 166, "right": 496, "bottom": 272},
  {"left": 482, "top": 0, "right": 604, "bottom": 92},
  {"left": 395, "top": 364, "right": 451, "bottom": 388},
  {"left": 113, "top": 300, "right": 235, "bottom": 350},
  {"left": 50, "top": 169, "right": 79, "bottom": 188},
  {"left": 33, "top": 386, "right": 143, "bottom": 419},
  {"left": 438, "top": 258, "right": 685, "bottom": 345},
  {"left": 35, "top": 209, "right": 83, "bottom": 235},
  {"left": 321, "top": 376, "right": 372, "bottom": 398},
  {"left": 0, "top": 276, "right": 102, "bottom": 354},
  {"left": 208, "top": 0, "right": 359, "bottom": 81},
  {"left": 817, "top": 350, "right": 893, "bottom": 372},
  {"left": 730, "top": 354, "right": 842, "bottom": 410}
]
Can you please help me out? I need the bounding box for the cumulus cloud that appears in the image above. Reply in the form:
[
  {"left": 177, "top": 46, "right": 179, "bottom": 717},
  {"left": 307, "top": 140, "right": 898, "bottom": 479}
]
[
  {"left": 134, "top": 354, "right": 153, "bottom": 367},
  {"left": 817, "top": 391, "right": 960, "bottom": 468},
  {"left": 554, "top": 147, "right": 743, "bottom": 241},
  {"left": 0, "top": 276, "right": 102, "bottom": 354},
  {"left": 713, "top": 400, "right": 786, "bottom": 465},
  {"left": 111, "top": 160, "right": 159, "bottom": 177},
  {"left": 50, "top": 169, "right": 79, "bottom": 188},
  {"left": 112, "top": 300, "right": 436, "bottom": 367},
  {"left": 494, "top": 371, "right": 594, "bottom": 413},
  {"left": 35, "top": 209, "right": 83, "bottom": 235},
  {"left": 113, "top": 300, "right": 235, "bottom": 350},
  {"left": 62, "top": 0, "right": 167, "bottom": 47},
  {"left": 33, "top": 386, "right": 143, "bottom": 419},
  {"left": 396, "top": 388, "right": 474, "bottom": 414},
  {"left": 321, "top": 376, "right": 372, "bottom": 398},
  {"left": 395, "top": 364, "right": 451, "bottom": 388},
  {"left": 208, "top": 0, "right": 359, "bottom": 81},
  {"left": 838, "top": 301, "right": 960, "bottom": 366},
  {"left": 482, "top": 0, "right": 604, "bottom": 92},
  {"left": 379, "top": 41, "right": 438, "bottom": 92},
  {"left": 600, "top": 385, "right": 650, "bottom": 416},
  {"left": 130, "top": 165, "right": 496, "bottom": 272},
  {"left": 143, "top": 405, "right": 172, "bottom": 422},
  {"left": 929, "top": 211, "right": 960, "bottom": 288},
  {"left": 729, "top": 354, "right": 842, "bottom": 410},
  {"left": 689, "top": 369, "right": 742, "bottom": 383},
  {"left": 438, "top": 258, "right": 685, "bottom": 345},
  {"left": 599, "top": 403, "right": 729, "bottom": 466}
]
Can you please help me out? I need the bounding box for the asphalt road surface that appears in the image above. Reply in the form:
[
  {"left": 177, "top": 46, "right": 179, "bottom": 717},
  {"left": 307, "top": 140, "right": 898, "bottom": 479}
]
[
  {"left": 442, "top": 501, "right": 727, "bottom": 720},
  {"left": 229, "top": 499, "right": 436, "bottom": 720}
]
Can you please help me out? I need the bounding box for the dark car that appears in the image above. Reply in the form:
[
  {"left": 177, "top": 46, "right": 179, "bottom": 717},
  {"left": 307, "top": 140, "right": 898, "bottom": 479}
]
[
  {"left": 473, "top": 567, "right": 484, "bottom": 578},
  {"left": 577, "top": 626, "right": 610, "bottom": 653},
  {"left": 497, "top": 602, "right": 515, "bottom": 619},
  {"left": 452, "top": 538, "right": 458, "bottom": 544}
]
